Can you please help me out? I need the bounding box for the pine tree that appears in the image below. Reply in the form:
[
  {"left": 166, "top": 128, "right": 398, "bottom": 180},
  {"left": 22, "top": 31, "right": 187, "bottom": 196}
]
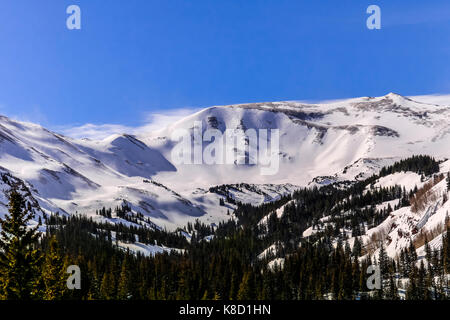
[
  {"left": 229, "top": 271, "right": 240, "bottom": 300},
  {"left": 117, "top": 257, "right": 131, "bottom": 300},
  {"left": 424, "top": 237, "right": 431, "bottom": 258},
  {"left": 0, "top": 189, "right": 43, "bottom": 300},
  {"left": 87, "top": 261, "right": 100, "bottom": 300},
  {"left": 378, "top": 244, "right": 389, "bottom": 279},
  {"left": 406, "top": 266, "right": 419, "bottom": 300},
  {"left": 100, "top": 270, "right": 116, "bottom": 300},
  {"left": 407, "top": 241, "right": 418, "bottom": 274},
  {"left": 417, "top": 261, "right": 427, "bottom": 299},
  {"left": 386, "top": 275, "right": 399, "bottom": 300},
  {"left": 424, "top": 238, "right": 432, "bottom": 275},
  {"left": 446, "top": 172, "right": 450, "bottom": 192},
  {"left": 352, "top": 237, "right": 362, "bottom": 258},
  {"left": 237, "top": 270, "right": 255, "bottom": 300},
  {"left": 344, "top": 241, "right": 351, "bottom": 258},
  {"left": 42, "top": 236, "right": 67, "bottom": 300}
]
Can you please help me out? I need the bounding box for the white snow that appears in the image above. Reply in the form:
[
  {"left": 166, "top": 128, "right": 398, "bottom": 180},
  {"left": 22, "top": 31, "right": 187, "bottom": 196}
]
[
  {"left": 360, "top": 174, "right": 450, "bottom": 259},
  {"left": 267, "top": 258, "right": 285, "bottom": 270},
  {"left": 0, "top": 92, "right": 450, "bottom": 243},
  {"left": 258, "top": 200, "right": 294, "bottom": 227},
  {"left": 109, "top": 231, "right": 183, "bottom": 257},
  {"left": 373, "top": 172, "right": 423, "bottom": 192}
]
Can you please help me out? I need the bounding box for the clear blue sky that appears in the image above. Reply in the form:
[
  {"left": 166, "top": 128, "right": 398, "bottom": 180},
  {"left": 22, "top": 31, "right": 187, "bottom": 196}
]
[{"left": 0, "top": 0, "right": 450, "bottom": 129}]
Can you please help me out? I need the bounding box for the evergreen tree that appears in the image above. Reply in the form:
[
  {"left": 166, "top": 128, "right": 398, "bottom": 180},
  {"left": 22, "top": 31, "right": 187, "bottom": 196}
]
[
  {"left": 385, "top": 275, "right": 399, "bottom": 300},
  {"left": 0, "top": 189, "right": 43, "bottom": 300},
  {"left": 237, "top": 270, "right": 255, "bottom": 300},
  {"left": 424, "top": 238, "right": 432, "bottom": 275},
  {"left": 42, "top": 236, "right": 67, "bottom": 300},
  {"left": 446, "top": 172, "right": 450, "bottom": 192},
  {"left": 229, "top": 271, "right": 240, "bottom": 300},
  {"left": 378, "top": 245, "right": 389, "bottom": 279},
  {"left": 406, "top": 266, "right": 419, "bottom": 300},
  {"left": 352, "top": 237, "right": 362, "bottom": 258},
  {"left": 100, "top": 270, "right": 116, "bottom": 300},
  {"left": 117, "top": 257, "right": 131, "bottom": 300}
]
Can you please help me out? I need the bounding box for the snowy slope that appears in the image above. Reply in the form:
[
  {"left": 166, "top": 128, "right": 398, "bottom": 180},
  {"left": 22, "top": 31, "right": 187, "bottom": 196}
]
[
  {"left": 145, "top": 93, "right": 450, "bottom": 191},
  {"left": 0, "top": 116, "right": 205, "bottom": 230},
  {"left": 303, "top": 160, "right": 450, "bottom": 260},
  {"left": 0, "top": 167, "right": 47, "bottom": 232},
  {"left": 0, "top": 114, "right": 298, "bottom": 231},
  {"left": 258, "top": 200, "right": 295, "bottom": 227},
  {"left": 359, "top": 161, "right": 450, "bottom": 259},
  {"left": 0, "top": 93, "right": 450, "bottom": 233}
]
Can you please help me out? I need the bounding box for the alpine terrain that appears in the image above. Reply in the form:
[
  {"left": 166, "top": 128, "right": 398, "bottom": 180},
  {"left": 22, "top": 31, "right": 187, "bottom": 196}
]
[{"left": 1, "top": 93, "right": 450, "bottom": 300}]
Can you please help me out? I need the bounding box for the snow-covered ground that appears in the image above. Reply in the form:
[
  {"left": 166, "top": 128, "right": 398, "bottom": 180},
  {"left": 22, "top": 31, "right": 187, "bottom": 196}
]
[
  {"left": 1, "top": 92, "right": 450, "bottom": 237},
  {"left": 258, "top": 200, "right": 294, "bottom": 227},
  {"left": 109, "top": 231, "right": 183, "bottom": 257},
  {"left": 146, "top": 93, "right": 450, "bottom": 191},
  {"left": 373, "top": 172, "right": 423, "bottom": 192},
  {"left": 353, "top": 162, "right": 450, "bottom": 259}
]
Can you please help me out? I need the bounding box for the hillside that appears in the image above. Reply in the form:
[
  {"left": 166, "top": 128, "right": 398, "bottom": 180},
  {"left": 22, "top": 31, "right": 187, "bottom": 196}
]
[
  {"left": 0, "top": 92, "right": 449, "bottom": 238},
  {"left": 1, "top": 94, "right": 450, "bottom": 299}
]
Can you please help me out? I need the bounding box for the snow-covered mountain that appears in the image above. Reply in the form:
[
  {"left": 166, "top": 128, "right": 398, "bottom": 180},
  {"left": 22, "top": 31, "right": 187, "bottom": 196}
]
[
  {"left": 145, "top": 92, "right": 450, "bottom": 190},
  {"left": 297, "top": 159, "right": 450, "bottom": 261},
  {"left": 363, "top": 160, "right": 450, "bottom": 259},
  {"left": 1, "top": 92, "right": 450, "bottom": 234},
  {"left": 0, "top": 116, "right": 206, "bottom": 230}
]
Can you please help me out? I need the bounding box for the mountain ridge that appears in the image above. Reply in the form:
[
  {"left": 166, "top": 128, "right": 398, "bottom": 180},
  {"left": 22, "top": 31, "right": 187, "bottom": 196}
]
[{"left": 0, "top": 93, "right": 449, "bottom": 235}]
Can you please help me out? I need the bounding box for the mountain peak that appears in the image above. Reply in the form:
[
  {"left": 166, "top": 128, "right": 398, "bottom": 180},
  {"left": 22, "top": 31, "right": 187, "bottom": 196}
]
[
  {"left": 385, "top": 92, "right": 403, "bottom": 98},
  {"left": 383, "top": 92, "right": 413, "bottom": 103}
]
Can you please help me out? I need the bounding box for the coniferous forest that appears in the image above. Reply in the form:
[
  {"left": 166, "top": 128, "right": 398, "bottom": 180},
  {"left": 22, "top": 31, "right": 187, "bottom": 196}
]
[{"left": 0, "top": 155, "right": 450, "bottom": 300}]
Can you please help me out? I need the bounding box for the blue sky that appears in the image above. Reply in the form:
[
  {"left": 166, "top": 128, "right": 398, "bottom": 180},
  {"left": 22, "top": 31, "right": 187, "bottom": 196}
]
[{"left": 0, "top": 0, "right": 450, "bottom": 134}]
